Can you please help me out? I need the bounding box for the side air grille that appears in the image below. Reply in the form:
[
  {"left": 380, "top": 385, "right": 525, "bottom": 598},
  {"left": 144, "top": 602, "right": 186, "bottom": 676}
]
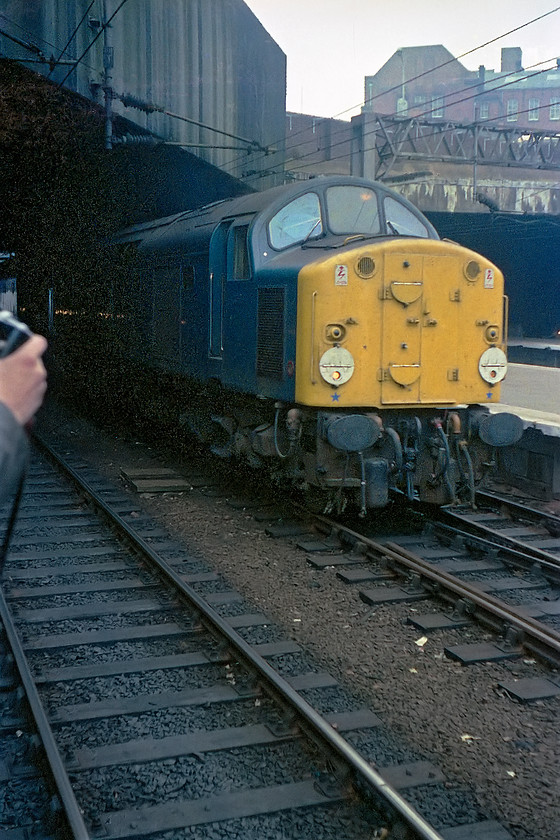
[{"left": 257, "top": 287, "right": 285, "bottom": 379}]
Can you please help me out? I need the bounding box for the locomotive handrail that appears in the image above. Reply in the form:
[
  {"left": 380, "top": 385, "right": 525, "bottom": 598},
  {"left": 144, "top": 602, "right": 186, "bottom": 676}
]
[{"left": 311, "top": 290, "right": 318, "bottom": 384}]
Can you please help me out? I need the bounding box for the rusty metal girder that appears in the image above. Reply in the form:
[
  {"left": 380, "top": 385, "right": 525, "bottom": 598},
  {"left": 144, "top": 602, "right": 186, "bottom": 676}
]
[{"left": 373, "top": 115, "right": 560, "bottom": 178}]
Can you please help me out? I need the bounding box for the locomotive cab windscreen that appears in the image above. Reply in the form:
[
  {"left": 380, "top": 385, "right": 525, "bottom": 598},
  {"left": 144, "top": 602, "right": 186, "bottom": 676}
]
[{"left": 266, "top": 184, "right": 435, "bottom": 250}]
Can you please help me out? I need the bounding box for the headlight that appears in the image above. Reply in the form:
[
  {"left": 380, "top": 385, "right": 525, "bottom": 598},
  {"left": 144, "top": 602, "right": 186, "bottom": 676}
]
[
  {"left": 478, "top": 347, "right": 507, "bottom": 384},
  {"left": 319, "top": 346, "right": 354, "bottom": 386},
  {"left": 464, "top": 260, "right": 481, "bottom": 281}
]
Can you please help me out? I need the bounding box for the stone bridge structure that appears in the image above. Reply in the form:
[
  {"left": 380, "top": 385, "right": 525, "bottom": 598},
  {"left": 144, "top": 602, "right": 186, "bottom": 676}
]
[{"left": 350, "top": 113, "right": 560, "bottom": 216}]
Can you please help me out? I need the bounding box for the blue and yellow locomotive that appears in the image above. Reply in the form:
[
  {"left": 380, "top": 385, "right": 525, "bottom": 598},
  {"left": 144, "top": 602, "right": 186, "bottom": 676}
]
[{"left": 114, "top": 175, "right": 521, "bottom": 513}]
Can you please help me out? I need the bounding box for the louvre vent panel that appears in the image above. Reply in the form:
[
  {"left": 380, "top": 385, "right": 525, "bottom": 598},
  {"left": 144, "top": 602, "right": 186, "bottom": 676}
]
[
  {"left": 356, "top": 256, "right": 376, "bottom": 278},
  {"left": 257, "top": 287, "right": 285, "bottom": 379}
]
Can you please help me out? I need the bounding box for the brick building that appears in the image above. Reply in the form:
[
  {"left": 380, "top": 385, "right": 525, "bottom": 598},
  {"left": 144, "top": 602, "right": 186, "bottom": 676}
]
[
  {"left": 284, "top": 112, "right": 353, "bottom": 179},
  {"left": 364, "top": 45, "right": 560, "bottom": 130}
]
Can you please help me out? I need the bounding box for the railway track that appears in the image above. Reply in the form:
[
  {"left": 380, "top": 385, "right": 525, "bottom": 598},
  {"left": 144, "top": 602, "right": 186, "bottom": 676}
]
[
  {"left": 0, "top": 436, "right": 459, "bottom": 840},
  {"left": 298, "top": 497, "right": 560, "bottom": 672},
  {"left": 3, "top": 424, "right": 558, "bottom": 838},
  {"left": 440, "top": 489, "right": 560, "bottom": 578}
]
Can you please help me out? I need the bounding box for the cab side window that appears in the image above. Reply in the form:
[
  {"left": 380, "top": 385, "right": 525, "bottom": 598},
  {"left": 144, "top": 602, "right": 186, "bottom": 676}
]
[
  {"left": 231, "top": 225, "right": 250, "bottom": 279},
  {"left": 181, "top": 263, "right": 195, "bottom": 290}
]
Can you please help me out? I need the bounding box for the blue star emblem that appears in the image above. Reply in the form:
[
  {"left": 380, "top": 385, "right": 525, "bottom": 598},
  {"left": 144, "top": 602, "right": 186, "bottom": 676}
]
[
  {"left": 331, "top": 393, "right": 340, "bottom": 402},
  {"left": 486, "top": 392, "right": 493, "bottom": 399}
]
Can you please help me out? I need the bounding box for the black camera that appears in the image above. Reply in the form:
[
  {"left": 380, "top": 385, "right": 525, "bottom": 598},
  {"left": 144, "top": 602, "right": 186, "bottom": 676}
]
[{"left": 0, "top": 311, "right": 32, "bottom": 358}]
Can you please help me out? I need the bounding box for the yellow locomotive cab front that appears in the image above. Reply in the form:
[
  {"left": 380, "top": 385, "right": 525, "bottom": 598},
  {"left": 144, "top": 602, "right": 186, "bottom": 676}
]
[{"left": 295, "top": 238, "right": 506, "bottom": 409}]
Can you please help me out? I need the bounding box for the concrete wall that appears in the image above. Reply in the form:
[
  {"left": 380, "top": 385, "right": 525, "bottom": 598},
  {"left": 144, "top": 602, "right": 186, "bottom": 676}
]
[
  {"left": 397, "top": 171, "right": 560, "bottom": 216},
  {"left": 1, "top": 0, "right": 286, "bottom": 185}
]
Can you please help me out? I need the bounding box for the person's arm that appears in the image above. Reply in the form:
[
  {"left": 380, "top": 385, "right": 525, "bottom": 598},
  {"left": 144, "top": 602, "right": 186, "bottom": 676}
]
[
  {"left": 0, "top": 335, "right": 47, "bottom": 506},
  {"left": 0, "top": 401, "right": 29, "bottom": 505}
]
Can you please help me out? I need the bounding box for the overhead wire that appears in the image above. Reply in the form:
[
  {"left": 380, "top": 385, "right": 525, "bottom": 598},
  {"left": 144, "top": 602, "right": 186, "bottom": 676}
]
[
  {"left": 0, "top": 25, "right": 47, "bottom": 61},
  {"left": 223, "top": 55, "right": 560, "bottom": 183},
  {"left": 258, "top": 55, "right": 560, "bottom": 179},
  {"left": 1, "top": 2, "right": 556, "bottom": 236},
  {"left": 0, "top": 11, "right": 58, "bottom": 52},
  {"left": 237, "top": 1, "right": 560, "bottom": 174},
  {"left": 56, "top": 0, "right": 131, "bottom": 89},
  {"left": 334, "top": 4, "right": 560, "bottom": 121},
  {"left": 226, "top": 97, "right": 556, "bottom": 185},
  {"left": 222, "top": 6, "right": 560, "bottom": 181},
  {"left": 338, "top": 62, "right": 560, "bottom": 178},
  {"left": 2, "top": 2, "right": 267, "bottom": 153},
  {"left": 1, "top": 2, "right": 558, "bottom": 188},
  {"left": 117, "top": 92, "right": 270, "bottom": 153},
  {"left": 360, "top": 81, "right": 560, "bottom": 167},
  {"left": 387, "top": 60, "right": 559, "bottom": 126},
  {"left": 0, "top": 11, "right": 98, "bottom": 75},
  {"left": 0, "top": 5, "right": 266, "bottom": 153},
  {"left": 47, "top": 0, "right": 96, "bottom": 78}
]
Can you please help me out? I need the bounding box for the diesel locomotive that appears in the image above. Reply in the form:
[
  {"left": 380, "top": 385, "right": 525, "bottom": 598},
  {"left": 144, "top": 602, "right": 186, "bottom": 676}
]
[{"left": 111, "top": 175, "right": 522, "bottom": 514}]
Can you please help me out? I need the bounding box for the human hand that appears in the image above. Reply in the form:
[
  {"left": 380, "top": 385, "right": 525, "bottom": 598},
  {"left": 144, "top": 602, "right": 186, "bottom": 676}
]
[{"left": 0, "top": 334, "right": 48, "bottom": 425}]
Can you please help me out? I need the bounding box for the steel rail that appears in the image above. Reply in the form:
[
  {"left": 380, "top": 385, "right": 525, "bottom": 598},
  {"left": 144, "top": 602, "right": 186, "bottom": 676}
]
[
  {"left": 383, "top": 542, "right": 560, "bottom": 660},
  {"left": 476, "top": 489, "right": 560, "bottom": 532},
  {"left": 439, "top": 504, "right": 560, "bottom": 573},
  {"left": 32, "top": 434, "right": 447, "bottom": 840},
  {"left": 313, "top": 514, "right": 560, "bottom": 666},
  {"left": 433, "top": 516, "right": 560, "bottom": 579},
  {"left": 0, "top": 584, "right": 90, "bottom": 839}
]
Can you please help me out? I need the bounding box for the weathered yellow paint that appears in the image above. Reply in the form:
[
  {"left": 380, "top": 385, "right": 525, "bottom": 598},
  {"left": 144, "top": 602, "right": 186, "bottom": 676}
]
[{"left": 295, "top": 238, "right": 505, "bottom": 408}]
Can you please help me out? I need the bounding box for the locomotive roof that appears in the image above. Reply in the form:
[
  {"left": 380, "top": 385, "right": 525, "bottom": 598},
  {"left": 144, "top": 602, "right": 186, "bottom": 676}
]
[
  {"left": 114, "top": 175, "right": 437, "bottom": 249},
  {"left": 117, "top": 175, "right": 426, "bottom": 233}
]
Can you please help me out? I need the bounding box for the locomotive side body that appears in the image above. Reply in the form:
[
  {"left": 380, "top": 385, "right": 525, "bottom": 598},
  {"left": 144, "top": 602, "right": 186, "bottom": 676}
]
[{"left": 111, "top": 176, "right": 521, "bottom": 513}]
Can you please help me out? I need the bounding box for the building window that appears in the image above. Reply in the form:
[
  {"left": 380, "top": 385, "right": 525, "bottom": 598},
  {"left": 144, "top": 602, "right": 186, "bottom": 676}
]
[
  {"left": 528, "top": 98, "right": 539, "bottom": 121},
  {"left": 431, "top": 96, "right": 444, "bottom": 118},
  {"left": 478, "top": 102, "right": 489, "bottom": 120},
  {"left": 506, "top": 99, "right": 518, "bottom": 121},
  {"left": 550, "top": 97, "right": 560, "bottom": 120}
]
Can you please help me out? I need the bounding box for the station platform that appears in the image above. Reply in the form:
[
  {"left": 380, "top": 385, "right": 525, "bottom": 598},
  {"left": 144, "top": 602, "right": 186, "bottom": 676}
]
[
  {"left": 491, "top": 363, "right": 560, "bottom": 436},
  {"left": 489, "top": 363, "right": 560, "bottom": 498},
  {"left": 507, "top": 338, "right": 560, "bottom": 368}
]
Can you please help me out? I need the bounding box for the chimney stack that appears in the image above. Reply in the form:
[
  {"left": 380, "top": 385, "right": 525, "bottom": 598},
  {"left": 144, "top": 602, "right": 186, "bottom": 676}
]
[{"left": 501, "top": 47, "right": 522, "bottom": 73}]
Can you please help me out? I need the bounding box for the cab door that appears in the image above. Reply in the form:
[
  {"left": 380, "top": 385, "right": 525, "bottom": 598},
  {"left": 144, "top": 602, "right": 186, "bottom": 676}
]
[
  {"left": 208, "top": 221, "right": 231, "bottom": 359},
  {"left": 380, "top": 254, "right": 423, "bottom": 404},
  {"left": 221, "top": 218, "right": 255, "bottom": 390},
  {"left": 380, "top": 253, "right": 460, "bottom": 404}
]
